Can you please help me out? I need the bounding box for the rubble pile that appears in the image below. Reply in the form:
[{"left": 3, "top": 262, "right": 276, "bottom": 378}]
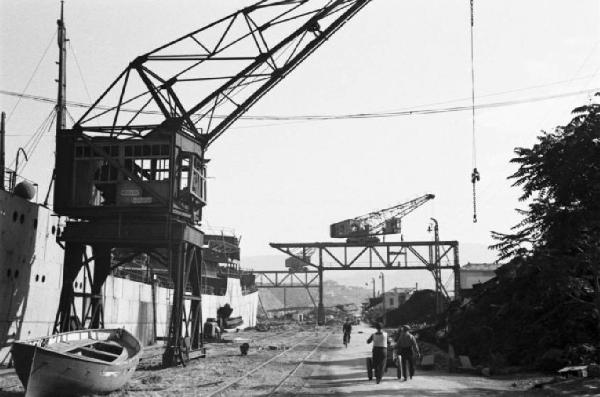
[
  {"left": 447, "top": 258, "right": 600, "bottom": 370},
  {"left": 384, "top": 289, "right": 447, "bottom": 327}
]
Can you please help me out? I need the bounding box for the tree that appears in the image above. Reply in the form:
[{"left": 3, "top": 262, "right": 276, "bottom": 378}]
[
  {"left": 492, "top": 99, "right": 600, "bottom": 261},
  {"left": 448, "top": 98, "right": 600, "bottom": 368}
]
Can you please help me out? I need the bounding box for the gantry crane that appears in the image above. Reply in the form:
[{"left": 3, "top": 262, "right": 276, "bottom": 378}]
[
  {"left": 52, "top": 0, "right": 373, "bottom": 367},
  {"left": 330, "top": 193, "right": 435, "bottom": 242}
]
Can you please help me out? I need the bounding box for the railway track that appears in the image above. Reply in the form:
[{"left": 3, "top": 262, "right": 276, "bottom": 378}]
[
  {"left": 206, "top": 331, "right": 332, "bottom": 397},
  {"left": 135, "top": 327, "right": 301, "bottom": 371}
]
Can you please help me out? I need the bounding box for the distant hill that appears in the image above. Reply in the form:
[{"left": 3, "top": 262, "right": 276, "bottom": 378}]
[{"left": 258, "top": 280, "right": 370, "bottom": 311}]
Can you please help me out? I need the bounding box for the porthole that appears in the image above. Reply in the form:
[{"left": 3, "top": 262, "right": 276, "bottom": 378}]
[
  {"left": 14, "top": 270, "right": 19, "bottom": 279},
  {"left": 35, "top": 275, "right": 39, "bottom": 282},
  {"left": 19, "top": 214, "right": 25, "bottom": 224},
  {"left": 41, "top": 275, "right": 46, "bottom": 283},
  {"left": 51, "top": 226, "right": 56, "bottom": 235},
  {"left": 12, "top": 211, "right": 17, "bottom": 222},
  {"left": 6, "top": 269, "right": 11, "bottom": 277},
  {"left": 33, "top": 219, "right": 38, "bottom": 229}
]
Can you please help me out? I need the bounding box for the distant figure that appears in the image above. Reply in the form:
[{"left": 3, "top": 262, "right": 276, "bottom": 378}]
[
  {"left": 395, "top": 325, "right": 421, "bottom": 381},
  {"left": 342, "top": 318, "right": 352, "bottom": 346},
  {"left": 203, "top": 319, "right": 221, "bottom": 340},
  {"left": 217, "top": 303, "right": 233, "bottom": 328},
  {"left": 366, "top": 322, "right": 388, "bottom": 384},
  {"left": 240, "top": 342, "right": 249, "bottom": 355}
]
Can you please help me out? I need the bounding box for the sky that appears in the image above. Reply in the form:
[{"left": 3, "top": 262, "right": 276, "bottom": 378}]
[{"left": 1, "top": 1, "right": 599, "bottom": 289}]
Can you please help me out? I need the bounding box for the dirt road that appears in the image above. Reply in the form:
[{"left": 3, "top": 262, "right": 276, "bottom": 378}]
[{"left": 277, "top": 324, "right": 551, "bottom": 396}]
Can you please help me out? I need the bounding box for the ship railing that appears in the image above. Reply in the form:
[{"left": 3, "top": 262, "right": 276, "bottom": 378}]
[{"left": 3, "top": 169, "right": 15, "bottom": 192}]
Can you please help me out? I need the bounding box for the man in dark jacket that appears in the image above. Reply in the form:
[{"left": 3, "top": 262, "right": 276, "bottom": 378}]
[
  {"left": 342, "top": 318, "right": 352, "bottom": 346},
  {"left": 395, "top": 325, "right": 421, "bottom": 380}
]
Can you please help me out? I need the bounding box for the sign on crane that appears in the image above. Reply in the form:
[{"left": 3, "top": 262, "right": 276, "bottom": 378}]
[{"left": 330, "top": 194, "right": 435, "bottom": 242}]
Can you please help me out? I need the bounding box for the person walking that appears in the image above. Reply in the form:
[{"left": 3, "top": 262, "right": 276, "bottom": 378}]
[
  {"left": 342, "top": 318, "right": 352, "bottom": 347},
  {"left": 366, "top": 322, "right": 388, "bottom": 384},
  {"left": 396, "top": 325, "right": 421, "bottom": 381}
]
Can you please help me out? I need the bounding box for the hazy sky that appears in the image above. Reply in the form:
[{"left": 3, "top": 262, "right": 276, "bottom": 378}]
[{"left": 1, "top": 0, "right": 599, "bottom": 283}]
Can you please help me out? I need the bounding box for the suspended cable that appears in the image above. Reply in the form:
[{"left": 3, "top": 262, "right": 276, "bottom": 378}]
[
  {"left": 1, "top": 86, "right": 598, "bottom": 126},
  {"left": 68, "top": 41, "right": 93, "bottom": 103},
  {"left": 9, "top": 108, "right": 55, "bottom": 172},
  {"left": 21, "top": 112, "right": 56, "bottom": 174},
  {"left": 6, "top": 32, "right": 57, "bottom": 122},
  {"left": 469, "top": 0, "right": 480, "bottom": 223}
]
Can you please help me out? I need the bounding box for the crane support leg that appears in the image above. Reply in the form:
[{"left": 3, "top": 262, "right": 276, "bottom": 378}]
[{"left": 317, "top": 249, "right": 325, "bottom": 325}]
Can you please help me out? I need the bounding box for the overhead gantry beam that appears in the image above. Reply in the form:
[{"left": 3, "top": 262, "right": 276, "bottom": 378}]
[
  {"left": 270, "top": 240, "right": 461, "bottom": 324},
  {"left": 270, "top": 241, "right": 458, "bottom": 272},
  {"left": 254, "top": 270, "right": 319, "bottom": 288}
]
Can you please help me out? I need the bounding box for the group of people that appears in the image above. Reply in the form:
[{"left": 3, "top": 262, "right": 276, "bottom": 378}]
[{"left": 342, "top": 318, "right": 421, "bottom": 384}]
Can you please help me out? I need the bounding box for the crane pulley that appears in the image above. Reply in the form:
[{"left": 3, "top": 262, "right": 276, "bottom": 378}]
[{"left": 330, "top": 193, "right": 435, "bottom": 242}]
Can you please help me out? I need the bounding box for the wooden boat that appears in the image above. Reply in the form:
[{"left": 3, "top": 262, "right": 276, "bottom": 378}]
[{"left": 11, "top": 328, "right": 142, "bottom": 397}]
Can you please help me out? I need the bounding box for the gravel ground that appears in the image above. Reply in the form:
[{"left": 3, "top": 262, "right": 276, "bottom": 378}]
[
  {"left": 0, "top": 323, "right": 328, "bottom": 397},
  {"left": 2, "top": 324, "right": 598, "bottom": 397}
]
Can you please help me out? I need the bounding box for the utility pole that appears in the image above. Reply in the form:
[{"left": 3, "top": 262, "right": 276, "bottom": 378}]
[{"left": 379, "top": 272, "right": 385, "bottom": 327}]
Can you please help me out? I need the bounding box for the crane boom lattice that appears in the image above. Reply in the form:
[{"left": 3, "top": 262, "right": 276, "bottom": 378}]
[
  {"left": 330, "top": 193, "right": 435, "bottom": 240},
  {"left": 74, "top": 0, "right": 372, "bottom": 148}
]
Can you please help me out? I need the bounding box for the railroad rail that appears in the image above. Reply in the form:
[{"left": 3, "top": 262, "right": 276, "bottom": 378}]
[{"left": 207, "top": 331, "right": 332, "bottom": 397}]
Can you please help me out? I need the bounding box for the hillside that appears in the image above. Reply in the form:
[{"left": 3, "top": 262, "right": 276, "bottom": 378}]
[{"left": 258, "top": 280, "right": 370, "bottom": 310}]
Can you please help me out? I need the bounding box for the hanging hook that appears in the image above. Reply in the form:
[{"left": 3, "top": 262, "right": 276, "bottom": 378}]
[{"left": 471, "top": 168, "right": 480, "bottom": 223}]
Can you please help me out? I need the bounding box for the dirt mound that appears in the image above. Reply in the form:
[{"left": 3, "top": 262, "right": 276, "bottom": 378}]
[{"left": 384, "top": 289, "right": 448, "bottom": 327}]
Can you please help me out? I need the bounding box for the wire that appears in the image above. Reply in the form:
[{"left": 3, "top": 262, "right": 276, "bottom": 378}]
[
  {"left": 469, "top": 0, "right": 480, "bottom": 224},
  {"left": 470, "top": 0, "right": 476, "bottom": 169},
  {"left": 1, "top": 86, "right": 598, "bottom": 126},
  {"left": 68, "top": 40, "right": 93, "bottom": 103},
  {"left": 6, "top": 32, "right": 57, "bottom": 122}
]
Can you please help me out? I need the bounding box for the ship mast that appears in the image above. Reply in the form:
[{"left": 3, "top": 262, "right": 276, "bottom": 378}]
[
  {"left": 56, "top": 0, "right": 67, "bottom": 134},
  {"left": 44, "top": 0, "right": 67, "bottom": 206},
  {"left": 0, "top": 112, "right": 5, "bottom": 191}
]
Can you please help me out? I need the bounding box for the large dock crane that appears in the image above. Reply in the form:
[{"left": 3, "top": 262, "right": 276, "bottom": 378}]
[
  {"left": 330, "top": 193, "right": 435, "bottom": 242},
  {"left": 52, "top": 0, "right": 373, "bottom": 367}
]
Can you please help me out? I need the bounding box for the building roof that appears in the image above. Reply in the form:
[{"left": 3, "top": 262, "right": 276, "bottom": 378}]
[{"left": 462, "top": 262, "right": 501, "bottom": 271}]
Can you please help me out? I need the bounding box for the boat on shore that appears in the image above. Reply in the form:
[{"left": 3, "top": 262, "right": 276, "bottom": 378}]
[{"left": 11, "top": 328, "right": 141, "bottom": 397}]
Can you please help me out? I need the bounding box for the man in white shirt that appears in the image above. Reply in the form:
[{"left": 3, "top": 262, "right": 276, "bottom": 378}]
[{"left": 366, "top": 322, "right": 388, "bottom": 383}]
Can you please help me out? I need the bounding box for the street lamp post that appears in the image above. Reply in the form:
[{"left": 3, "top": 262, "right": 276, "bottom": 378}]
[
  {"left": 365, "top": 277, "right": 375, "bottom": 298},
  {"left": 379, "top": 272, "right": 385, "bottom": 327},
  {"left": 428, "top": 218, "right": 442, "bottom": 316}
]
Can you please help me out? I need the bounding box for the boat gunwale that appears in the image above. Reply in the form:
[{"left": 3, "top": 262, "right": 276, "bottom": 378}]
[{"left": 11, "top": 328, "right": 142, "bottom": 365}]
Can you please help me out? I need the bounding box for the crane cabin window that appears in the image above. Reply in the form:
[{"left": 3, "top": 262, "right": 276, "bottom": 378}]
[
  {"left": 178, "top": 152, "right": 206, "bottom": 204},
  {"left": 72, "top": 142, "right": 172, "bottom": 207}
]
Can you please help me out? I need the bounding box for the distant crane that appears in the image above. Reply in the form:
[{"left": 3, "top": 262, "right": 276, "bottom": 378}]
[{"left": 330, "top": 194, "right": 435, "bottom": 242}]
